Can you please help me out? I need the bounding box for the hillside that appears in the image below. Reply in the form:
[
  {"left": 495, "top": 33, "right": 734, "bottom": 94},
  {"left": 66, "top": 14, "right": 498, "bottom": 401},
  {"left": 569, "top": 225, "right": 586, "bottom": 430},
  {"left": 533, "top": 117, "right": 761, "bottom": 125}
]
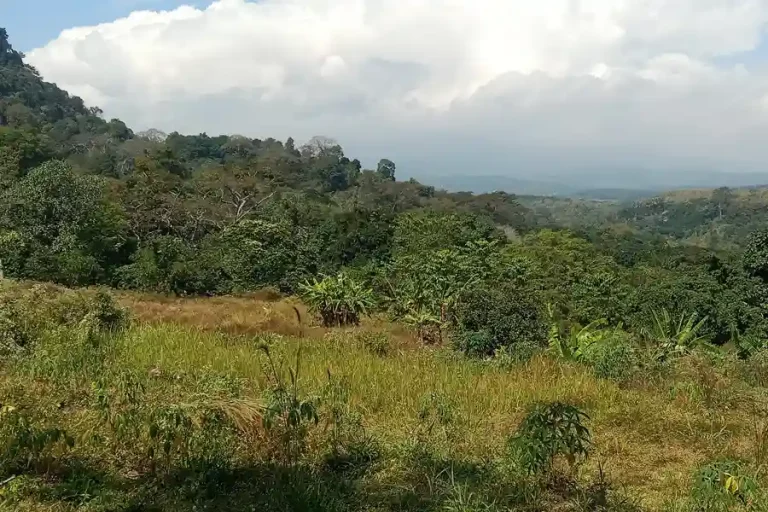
[{"left": 2, "top": 27, "right": 768, "bottom": 512}]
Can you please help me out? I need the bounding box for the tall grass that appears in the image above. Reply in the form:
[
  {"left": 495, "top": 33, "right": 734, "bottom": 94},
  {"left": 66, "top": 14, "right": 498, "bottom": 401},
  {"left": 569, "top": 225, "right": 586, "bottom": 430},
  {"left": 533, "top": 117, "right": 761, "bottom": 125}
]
[{"left": 1, "top": 288, "right": 768, "bottom": 510}]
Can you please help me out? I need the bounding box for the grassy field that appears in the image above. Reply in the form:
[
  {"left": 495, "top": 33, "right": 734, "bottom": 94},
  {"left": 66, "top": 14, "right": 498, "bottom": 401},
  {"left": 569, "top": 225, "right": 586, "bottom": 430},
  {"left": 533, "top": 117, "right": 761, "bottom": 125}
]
[{"left": 1, "top": 284, "right": 767, "bottom": 511}]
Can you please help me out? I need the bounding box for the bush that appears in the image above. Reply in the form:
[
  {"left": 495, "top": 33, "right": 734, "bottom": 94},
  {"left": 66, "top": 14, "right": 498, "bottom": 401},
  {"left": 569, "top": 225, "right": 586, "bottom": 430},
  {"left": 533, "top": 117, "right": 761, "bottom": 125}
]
[
  {"left": 579, "top": 334, "right": 638, "bottom": 382},
  {"left": 53, "top": 288, "right": 130, "bottom": 332},
  {"left": 493, "top": 340, "right": 543, "bottom": 368},
  {"left": 300, "top": 273, "right": 375, "bottom": 327},
  {"left": 452, "top": 329, "right": 495, "bottom": 357},
  {"left": 0, "top": 406, "right": 74, "bottom": 476},
  {"left": 453, "top": 284, "right": 546, "bottom": 357},
  {"left": 687, "top": 459, "right": 762, "bottom": 511},
  {"left": 0, "top": 284, "right": 129, "bottom": 361},
  {"left": 743, "top": 349, "right": 768, "bottom": 388},
  {"left": 508, "top": 402, "right": 591, "bottom": 475}
]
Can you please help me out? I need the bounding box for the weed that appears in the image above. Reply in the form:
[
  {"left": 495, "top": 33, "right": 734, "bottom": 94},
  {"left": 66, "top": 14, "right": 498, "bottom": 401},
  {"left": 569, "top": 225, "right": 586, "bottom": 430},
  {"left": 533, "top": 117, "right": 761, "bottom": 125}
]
[
  {"left": 492, "top": 340, "right": 543, "bottom": 368},
  {"left": 0, "top": 406, "right": 74, "bottom": 476},
  {"left": 579, "top": 335, "right": 638, "bottom": 383},
  {"left": 688, "top": 459, "right": 763, "bottom": 511},
  {"left": 356, "top": 332, "right": 390, "bottom": 357},
  {"left": 321, "top": 372, "right": 380, "bottom": 474},
  {"left": 259, "top": 345, "right": 320, "bottom": 464}
]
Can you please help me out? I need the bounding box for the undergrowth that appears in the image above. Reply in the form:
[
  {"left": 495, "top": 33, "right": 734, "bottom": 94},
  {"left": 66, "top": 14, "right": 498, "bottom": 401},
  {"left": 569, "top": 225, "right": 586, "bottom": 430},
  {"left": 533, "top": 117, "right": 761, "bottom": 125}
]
[{"left": 0, "top": 284, "right": 767, "bottom": 511}]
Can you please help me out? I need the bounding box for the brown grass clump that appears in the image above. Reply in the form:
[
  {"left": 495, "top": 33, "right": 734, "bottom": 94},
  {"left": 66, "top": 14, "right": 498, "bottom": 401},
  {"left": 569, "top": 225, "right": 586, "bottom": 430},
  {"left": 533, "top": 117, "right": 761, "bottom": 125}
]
[{"left": 117, "top": 291, "right": 420, "bottom": 348}]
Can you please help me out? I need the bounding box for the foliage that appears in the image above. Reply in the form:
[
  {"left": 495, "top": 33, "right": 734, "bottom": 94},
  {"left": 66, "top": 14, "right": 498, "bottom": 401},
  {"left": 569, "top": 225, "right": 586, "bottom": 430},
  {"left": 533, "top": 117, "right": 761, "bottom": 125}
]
[
  {"left": 492, "top": 340, "right": 543, "bottom": 368},
  {"left": 546, "top": 307, "right": 609, "bottom": 362},
  {"left": 642, "top": 308, "right": 711, "bottom": 359},
  {"left": 259, "top": 345, "right": 319, "bottom": 464},
  {"left": 687, "top": 459, "right": 762, "bottom": 511},
  {"left": 453, "top": 283, "right": 547, "bottom": 357},
  {"left": 300, "top": 273, "right": 374, "bottom": 327},
  {"left": 0, "top": 406, "right": 74, "bottom": 475},
  {"left": 508, "top": 402, "right": 591, "bottom": 475},
  {"left": 578, "top": 333, "right": 639, "bottom": 382},
  {"left": 356, "top": 331, "right": 390, "bottom": 356},
  {"left": 744, "top": 229, "right": 768, "bottom": 282}
]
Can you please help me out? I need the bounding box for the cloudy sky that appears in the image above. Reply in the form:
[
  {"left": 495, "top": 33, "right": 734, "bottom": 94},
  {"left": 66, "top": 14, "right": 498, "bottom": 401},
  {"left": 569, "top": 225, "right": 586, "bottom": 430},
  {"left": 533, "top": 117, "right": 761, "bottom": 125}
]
[{"left": 4, "top": 0, "right": 768, "bottom": 181}]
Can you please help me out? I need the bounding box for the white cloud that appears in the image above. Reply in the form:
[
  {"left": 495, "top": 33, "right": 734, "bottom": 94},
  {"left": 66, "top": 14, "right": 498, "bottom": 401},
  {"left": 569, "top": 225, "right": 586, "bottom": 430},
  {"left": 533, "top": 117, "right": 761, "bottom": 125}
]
[{"left": 27, "top": 0, "right": 768, "bottom": 180}]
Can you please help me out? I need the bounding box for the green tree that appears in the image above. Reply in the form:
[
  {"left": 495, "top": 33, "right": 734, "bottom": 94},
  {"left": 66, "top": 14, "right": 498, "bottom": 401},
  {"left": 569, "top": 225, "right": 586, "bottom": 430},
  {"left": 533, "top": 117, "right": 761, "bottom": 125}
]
[
  {"left": 744, "top": 229, "right": 768, "bottom": 282},
  {"left": 0, "top": 160, "right": 127, "bottom": 285},
  {"left": 376, "top": 159, "right": 396, "bottom": 181}
]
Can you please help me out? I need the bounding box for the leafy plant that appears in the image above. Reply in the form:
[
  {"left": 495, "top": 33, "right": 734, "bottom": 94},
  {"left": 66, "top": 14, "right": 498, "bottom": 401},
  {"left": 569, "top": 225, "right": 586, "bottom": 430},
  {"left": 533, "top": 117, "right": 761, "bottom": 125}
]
[
  {"left": 0, "top": 406, "right": 74, "bottom": 475},
  {"left": 508, "top": 402, "right": 591, "bottom": 475},
  {"left": 412, "top": 392, "right": 457, "bottom": 452},
  {"left": 452, "top": 284, "right": 546, "bottom": 356},
  {"left": 406, "top": 308, "right": 445, "bottom": 345},
  {"left": 580, "top": 338, "right": 638, "bottom": 382},
  {"left": 259, "top": 344, "right": 319, "bottom": 464},
  {"left": 546, "top": 304, "right": 611, "bottom": 362},
  {"left": 642, "top": 308, "right": 711, "bottom": 359},
  {"left": 321, "top": 371, "right": 380, "bottom": 473},
  {"left": 300, "top": 273, "right": 375, "bottom": 327},
  {"left": 492, "top": 340, "right": 543, "bottom": 368},
  {"left": 689, "top": 459, "right": 761, "bottom": 510}
]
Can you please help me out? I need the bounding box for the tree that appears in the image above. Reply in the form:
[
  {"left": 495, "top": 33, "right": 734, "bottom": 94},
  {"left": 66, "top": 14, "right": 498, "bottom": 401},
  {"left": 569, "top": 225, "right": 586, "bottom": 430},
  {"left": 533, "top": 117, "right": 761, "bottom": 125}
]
[
  {"left": 377, "top": 159, "right": 396, "bottom": 181},
  {"left": 0, "top": 160, "right": 127, "bottom": 284},
  {"left": 0, "top": 128, "right": 50, "bottom": 184},
  {"left": 712, "top": 187, "right": 734, "bottom": 220},
  {"left": 744, "top": 229, "right": 768, "bottom": 282},
  {"left": 193, "top": 164, "right": 276, "bottom": 227},
  {"left": 0, "top": 28, "right": 23, "bottom": 67}
]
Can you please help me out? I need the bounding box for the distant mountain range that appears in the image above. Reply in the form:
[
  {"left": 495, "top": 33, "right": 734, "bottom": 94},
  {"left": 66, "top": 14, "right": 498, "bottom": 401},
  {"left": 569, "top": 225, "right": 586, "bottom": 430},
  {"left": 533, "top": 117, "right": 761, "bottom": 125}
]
[{"left": 413, "top": 170, "right": 768, "bottom": 200}]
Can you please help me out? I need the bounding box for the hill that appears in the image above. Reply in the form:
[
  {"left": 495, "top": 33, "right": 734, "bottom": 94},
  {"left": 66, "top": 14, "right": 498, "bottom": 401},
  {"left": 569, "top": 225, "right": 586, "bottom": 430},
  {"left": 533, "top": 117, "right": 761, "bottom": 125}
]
[{"left": 2, "top": 27, "right": 768, "bottom": 512}]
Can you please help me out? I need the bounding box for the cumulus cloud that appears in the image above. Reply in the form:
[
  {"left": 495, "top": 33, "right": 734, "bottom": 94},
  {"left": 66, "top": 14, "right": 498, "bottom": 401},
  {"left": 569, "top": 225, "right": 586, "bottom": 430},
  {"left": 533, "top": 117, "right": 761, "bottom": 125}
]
[{"left": 27, "top": 0, "right": 768, "bottom": 181}]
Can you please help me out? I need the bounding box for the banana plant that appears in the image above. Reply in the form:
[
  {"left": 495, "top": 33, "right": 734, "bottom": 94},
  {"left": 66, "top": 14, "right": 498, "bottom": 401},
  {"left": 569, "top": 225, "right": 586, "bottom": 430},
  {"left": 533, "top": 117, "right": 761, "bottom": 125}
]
[
  {"left": 643, "top": 308, "right": 711, "bottom": 359},
  {"left": 546, "top": 304, "right": 607, "bottom": 361}
]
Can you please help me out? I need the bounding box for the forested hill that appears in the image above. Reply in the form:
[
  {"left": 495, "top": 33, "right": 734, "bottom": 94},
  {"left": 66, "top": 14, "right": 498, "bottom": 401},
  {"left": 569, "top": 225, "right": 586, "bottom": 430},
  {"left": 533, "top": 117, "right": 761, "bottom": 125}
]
[
  {"left": 2, "top": 26, "right": 768, "bottom": 351},
  {"left": 0, "top": 27, "right": 541, "bottom": 293}
]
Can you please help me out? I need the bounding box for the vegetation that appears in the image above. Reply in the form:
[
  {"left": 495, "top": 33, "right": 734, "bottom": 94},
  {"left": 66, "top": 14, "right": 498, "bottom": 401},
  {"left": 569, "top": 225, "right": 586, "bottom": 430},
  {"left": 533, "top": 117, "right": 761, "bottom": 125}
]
[{"left": 2, "top": 27, "right": 768, "bottom": 511}]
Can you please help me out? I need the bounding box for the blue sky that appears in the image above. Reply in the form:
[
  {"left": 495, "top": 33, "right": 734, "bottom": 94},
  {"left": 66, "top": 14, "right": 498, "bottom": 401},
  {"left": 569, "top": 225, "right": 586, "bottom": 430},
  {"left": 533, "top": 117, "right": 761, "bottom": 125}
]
[{"left": 1, "top": 0, "right": 211, "bottom": 51}]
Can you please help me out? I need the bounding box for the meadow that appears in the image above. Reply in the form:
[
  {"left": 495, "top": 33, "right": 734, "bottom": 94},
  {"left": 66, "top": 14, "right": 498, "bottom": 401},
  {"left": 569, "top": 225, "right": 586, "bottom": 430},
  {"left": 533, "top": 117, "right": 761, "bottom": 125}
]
[{"left": 1, "top": 283, "right": 767, "bottom": 511}]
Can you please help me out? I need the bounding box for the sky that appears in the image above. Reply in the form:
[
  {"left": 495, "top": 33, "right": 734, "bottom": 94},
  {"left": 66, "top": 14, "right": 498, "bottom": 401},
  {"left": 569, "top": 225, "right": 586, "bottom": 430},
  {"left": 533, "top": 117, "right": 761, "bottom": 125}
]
[{"left": 4, "top": 0, "right": 768, "bottom": 182}]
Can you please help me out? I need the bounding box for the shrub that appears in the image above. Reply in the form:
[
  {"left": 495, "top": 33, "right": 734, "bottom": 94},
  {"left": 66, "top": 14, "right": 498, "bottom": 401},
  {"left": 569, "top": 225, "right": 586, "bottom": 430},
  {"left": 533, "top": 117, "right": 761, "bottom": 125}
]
[
  {"left": 300, "top": 273, "right": 375, "bottom": 327},
  {"left": 743, "top": 349, "right": 768, "bottom": 388},
  {"left": 579, "top": 333, "right": 639, "bottom": 382},
  {"left": 547, "top": 315, "right": 609, "bottom": 362},
  {"left": 642, "top": 308, "right": 711, "bottom": 360},
  {"left": 452, "top": 329, "right": 495, "bottom": 356},
  {"left": 322, "top": 373, "right": 380, "bottom": 474},
  {"left": 53, "top": 288, "right": 130, "bottom": 332},
  {"left": 687, "top": 459, "right": 762, "bottom": 511},
  {"left": 259, "top": 346, "right": 320, "bottom": 464},
  {"left": 508, "top": 402, "right": 591, "bottom": 475},
  {"left": 412, "top": 392, "right": 458, "bottom": 452},
  {"left": 493, "top": 340, "right": 543, "bottom": 368},
  {"left": 0, "top": 406, "right": 74, "bottom": 475},
  {"left": 453, "top": 284, "right": 546, "bottom": 357}
]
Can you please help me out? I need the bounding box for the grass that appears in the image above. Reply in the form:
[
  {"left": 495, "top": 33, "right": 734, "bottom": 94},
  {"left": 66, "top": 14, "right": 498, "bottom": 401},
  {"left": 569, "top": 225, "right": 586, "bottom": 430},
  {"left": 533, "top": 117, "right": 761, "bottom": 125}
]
[{"left": 1, "top": 285, "right": 768, "bottom": 510}]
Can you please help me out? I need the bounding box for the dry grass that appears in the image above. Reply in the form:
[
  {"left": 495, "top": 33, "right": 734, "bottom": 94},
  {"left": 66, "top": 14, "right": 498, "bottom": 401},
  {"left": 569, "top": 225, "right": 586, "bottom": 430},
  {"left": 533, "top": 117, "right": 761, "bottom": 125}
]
[
  {"left": 2, "top": 289, "right": 766, "bottom": 510},
  {"left": 113, "top": 315, "right": 764, "bottom": 509},
  {"left": 117, "top": 291, "right": 419, "bottom": 348}
]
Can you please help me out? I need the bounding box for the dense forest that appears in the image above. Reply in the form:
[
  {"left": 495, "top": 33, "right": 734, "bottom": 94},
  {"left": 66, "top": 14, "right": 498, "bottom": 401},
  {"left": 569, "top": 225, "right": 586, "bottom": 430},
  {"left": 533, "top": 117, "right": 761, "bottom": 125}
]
[
  {"left": 3, "top": 27, "right": 768, "bottom": 511},
  {"left": 2, "top": 27, "right": 768, "bottom": 346}
]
